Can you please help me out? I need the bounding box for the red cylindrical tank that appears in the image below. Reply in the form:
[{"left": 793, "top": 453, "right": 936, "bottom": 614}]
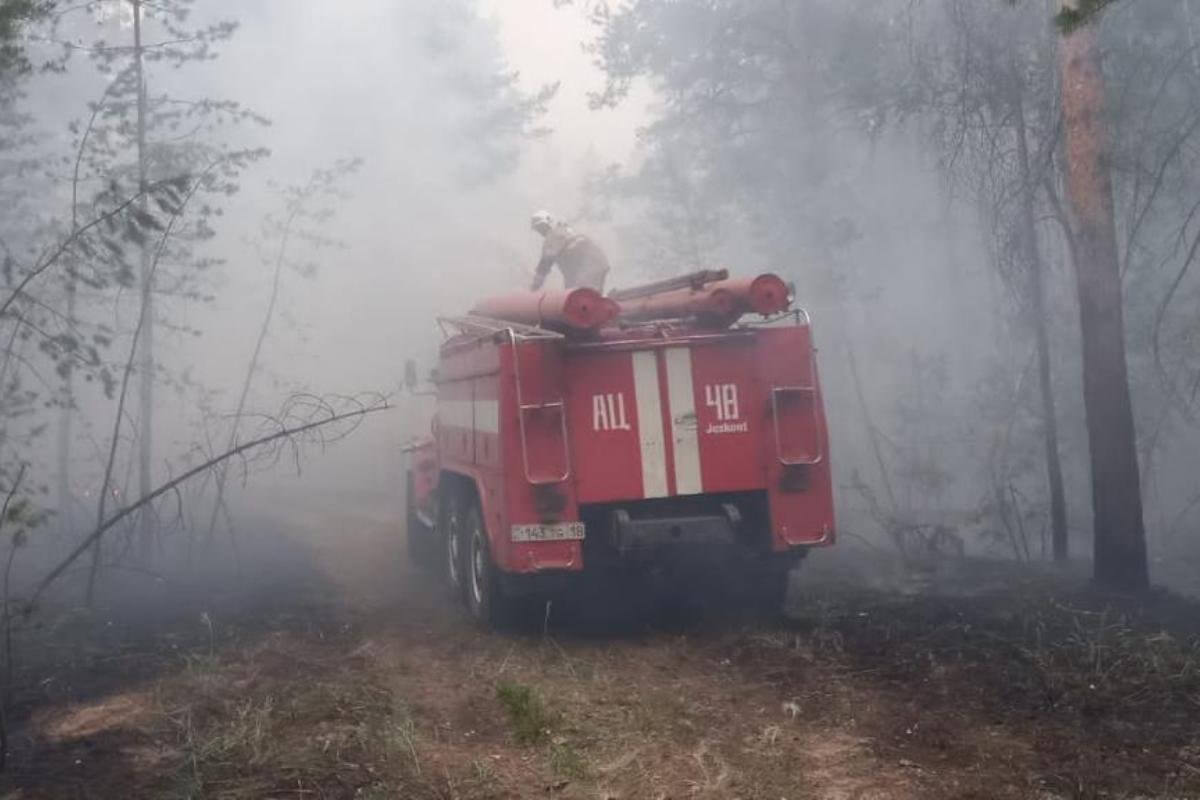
[
  {"left": 616, "top": 273, "right": 791, "bottom": 326},
  {"left": 471, "top": 288, "right": 619, "bottom": 331},
  {"left": 744, "top": 273, "right": 791, "bottom": 315}
]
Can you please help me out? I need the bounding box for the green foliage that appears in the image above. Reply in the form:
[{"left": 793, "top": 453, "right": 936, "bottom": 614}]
[
  {"left": 0, "top": 0, "right": 272, "bottom": 566},
  {"left": 549, "top": 741, "right": 588, "bottom": 779},
  {"left": 1002, "top": 0, "right": 1124, "bottom": 32},
  {"left": 0, "top": 0, "right": 51, "bottom": 75},
  {"left": 582, "top": 2, "right": 827, "bottom": 278},
  {"left": 495, "top": 682, "right": 551, "bottom": 745},
  {"left": 58, "top": 0, "right": 270, "bottom": 309},
  {"left": 423, "top": 0, "right": 558, "bottom": 184},
  {"left": 1055, "top": 0, "right": 1123, "bottom": 31}
]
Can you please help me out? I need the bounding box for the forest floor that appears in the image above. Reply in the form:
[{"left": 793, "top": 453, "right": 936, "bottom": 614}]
[{"left": 3, "top": 499, "right": 1200, "bottom": 800}]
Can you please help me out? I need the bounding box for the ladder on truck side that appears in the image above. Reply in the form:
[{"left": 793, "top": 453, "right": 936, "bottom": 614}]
[{"left": 438, "top": 315, "right": 571, "bottom": 485}]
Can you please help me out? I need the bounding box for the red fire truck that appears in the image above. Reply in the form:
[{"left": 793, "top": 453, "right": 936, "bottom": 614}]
[{"left": 405, "top": 270, "right": 834, "bottom": 624}]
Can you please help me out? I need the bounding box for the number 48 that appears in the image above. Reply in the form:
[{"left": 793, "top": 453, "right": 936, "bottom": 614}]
[{"left": 705, "top": 383, "right": 739, "bottom": 421}]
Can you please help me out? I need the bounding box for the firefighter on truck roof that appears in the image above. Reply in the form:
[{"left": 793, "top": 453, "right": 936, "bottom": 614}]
[{"left": 529, "top": 210, "right": 611, "bottom": 293}]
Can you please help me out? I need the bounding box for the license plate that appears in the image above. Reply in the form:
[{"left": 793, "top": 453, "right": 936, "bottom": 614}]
[{"left": 511, "top": 522, "right": 586, "bottom": 542}]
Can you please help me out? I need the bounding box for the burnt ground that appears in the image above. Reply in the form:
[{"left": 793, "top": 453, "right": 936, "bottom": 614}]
[{"left": 3, "top": 502, "right": 1200, "bottom": 800}]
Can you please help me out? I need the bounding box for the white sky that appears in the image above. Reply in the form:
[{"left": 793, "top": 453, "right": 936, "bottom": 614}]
[{"left": 34, "top": 0, "right": 657, "bottom": 499}]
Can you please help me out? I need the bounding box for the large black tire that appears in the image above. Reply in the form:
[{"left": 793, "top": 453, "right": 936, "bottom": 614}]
[
  {"left": 405, "top": 472, "right": 437, "bottom": 567},
  {"left": 463, "top": 501, "right": 514, "bottom": 627},
  {"left": 442, "top": 488, "right": 467, "bottom": 598},
  {"left": 751, "top": 557, "right": 797, "bottom": 619}
]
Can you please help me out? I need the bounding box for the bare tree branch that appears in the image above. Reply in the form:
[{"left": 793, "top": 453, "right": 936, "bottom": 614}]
[
  {"left": 86, "top": 163, "right": 217, "bottom": 602},
  {"left": 29, "top": 395, "right": 391, "bottom": 610},
  {"left": 0, "top": 178, "right": 181, "bottom": 320}
]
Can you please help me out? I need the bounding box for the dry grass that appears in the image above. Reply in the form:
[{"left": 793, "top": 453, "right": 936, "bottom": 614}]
[
  {"left": 494, "top": 681, "right": 551, "bottom": 745},
  {"left": 8, "top": 529, "right": 1200, "bottom": 800},
  {"left": 152, "top": 641, "right": 423, "bottom": 798},
  {"left": 761, "top": 580, "right": 1200, "bottom": 797}
]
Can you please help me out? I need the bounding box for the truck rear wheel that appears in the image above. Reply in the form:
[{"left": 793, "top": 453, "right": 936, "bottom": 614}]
[
  {"left": 406, "top": 472, "right": 436, "bottom": 567},
  {"left": 752, "top": 556, "right": 798, "bottom": 618},
  {"left": 442, "top": 489, "right": 467, "bottom": 597},
  {"left": 464, "top": 502, "right": 511, "bottom": 626}
]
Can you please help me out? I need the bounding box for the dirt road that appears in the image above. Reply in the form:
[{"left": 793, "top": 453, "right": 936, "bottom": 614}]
[{"left": 6, "top": 504, "right": 1200, "bottom": 799}]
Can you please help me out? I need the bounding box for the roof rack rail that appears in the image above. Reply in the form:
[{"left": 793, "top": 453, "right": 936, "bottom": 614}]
[
  {"left": 607, "top": 269, "right": 729, "bottom": 302},
  {"left": 437, "top": 314, "right": 565, "bottom": 341}
]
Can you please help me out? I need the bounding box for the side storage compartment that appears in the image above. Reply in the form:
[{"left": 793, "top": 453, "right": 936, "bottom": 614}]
[
  {"left": 496, "top": 336, "right": 584, "bottom": 577},
  {"left": 755, "top": 325, "right": 835, "bottom": 550}
]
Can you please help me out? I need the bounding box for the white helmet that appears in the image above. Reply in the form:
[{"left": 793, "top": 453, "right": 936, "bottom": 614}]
[{"left": 530, "top": 210, "right": 554, "bottom": 232}]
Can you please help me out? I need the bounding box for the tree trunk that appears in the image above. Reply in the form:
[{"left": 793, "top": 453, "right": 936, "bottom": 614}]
[
  {"left": 203, "top": 207, "right": 298, "bottom": 545},
  {"left": 56, "top": 280, "right": 76, "bottom": 539},
  {"left": 846, "top": 339, "right": 910, "bottom": 560},
  {"left": 132, "top": 0, "right": 155, "bottom": 561},
  {"left": 1184, "top": 0, "right": 1200, "bottom": 78},
  {"left": 1013, "top": 84, "right": 1070, "bottom": 562},
  {"left": 1057, "top": 10, "right": 1149, "bottom": 591}
]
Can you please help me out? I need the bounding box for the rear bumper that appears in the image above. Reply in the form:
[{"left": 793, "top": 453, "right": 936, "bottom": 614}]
[
  {"left": 577, "top": 489, "right": 833, "bottom": 556},
  {"left": 610, "top": 504, "right": 742, "bottom": 558},
  {"left": 499, "top": 492, "right": 829, "bottom": 577}
]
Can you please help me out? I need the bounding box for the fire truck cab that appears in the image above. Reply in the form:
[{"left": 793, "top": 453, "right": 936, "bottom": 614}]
[{"left": 405, "top": 271, "right": 834, "bottom": 625}]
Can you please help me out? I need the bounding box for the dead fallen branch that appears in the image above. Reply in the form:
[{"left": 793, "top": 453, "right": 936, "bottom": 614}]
[{"left": 27, "top": 394, "right": 391, "bottom": 610}]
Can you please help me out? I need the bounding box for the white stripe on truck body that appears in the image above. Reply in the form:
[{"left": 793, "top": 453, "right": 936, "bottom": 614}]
[
  {"left": 665, "top": 347, "right": 703, "bottom": 496},
  {"left": 631, "top": 350, "right": 669, "bottom": 498}
]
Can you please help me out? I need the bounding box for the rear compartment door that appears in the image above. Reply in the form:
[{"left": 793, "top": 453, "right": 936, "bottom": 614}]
[
  {"left": 666, "top": 340, "right": 763, "bottom": 495},
  {"left": 566, "top": 337, "right": 764, "bottom": 502},
  {"left": 564, "top": 350, "right": 661, "bottom": 503}
]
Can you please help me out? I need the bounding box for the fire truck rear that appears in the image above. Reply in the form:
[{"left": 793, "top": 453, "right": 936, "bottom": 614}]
[{"left": 405, "top": 270, "right": 834, "bottom": 624}]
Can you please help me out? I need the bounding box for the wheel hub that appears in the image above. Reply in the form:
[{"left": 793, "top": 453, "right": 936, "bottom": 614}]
[
  {"left": 448, "top": 521, "right": 461, "bottom": 584},
  {"left": 471, "top": 532, "right": 486, "bottom": 605}
]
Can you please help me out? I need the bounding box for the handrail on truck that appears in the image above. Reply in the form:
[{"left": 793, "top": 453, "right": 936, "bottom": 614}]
[{"left": 508, "top": 327, "right": 572, "bottom": 485}]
